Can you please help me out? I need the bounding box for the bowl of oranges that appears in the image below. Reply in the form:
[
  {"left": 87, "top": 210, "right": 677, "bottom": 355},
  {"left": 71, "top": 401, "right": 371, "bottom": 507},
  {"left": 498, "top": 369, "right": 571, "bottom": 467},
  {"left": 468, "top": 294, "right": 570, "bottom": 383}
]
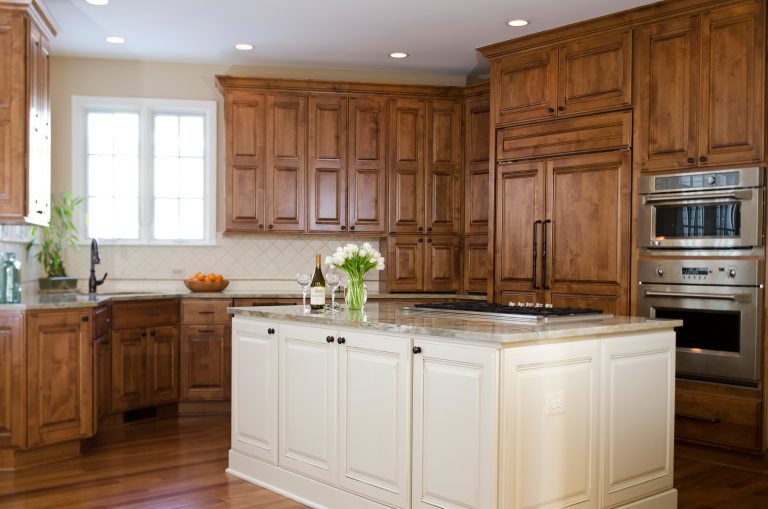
[{"left": 184, "top": 272, "right": 229, "bottom": 293}]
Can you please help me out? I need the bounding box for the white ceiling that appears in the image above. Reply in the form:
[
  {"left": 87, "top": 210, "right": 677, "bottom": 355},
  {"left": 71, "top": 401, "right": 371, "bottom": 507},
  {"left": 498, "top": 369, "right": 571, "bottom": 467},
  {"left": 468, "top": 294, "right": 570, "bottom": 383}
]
[{"left": 46, "top": 0, "right": 656, "bottom": 78}]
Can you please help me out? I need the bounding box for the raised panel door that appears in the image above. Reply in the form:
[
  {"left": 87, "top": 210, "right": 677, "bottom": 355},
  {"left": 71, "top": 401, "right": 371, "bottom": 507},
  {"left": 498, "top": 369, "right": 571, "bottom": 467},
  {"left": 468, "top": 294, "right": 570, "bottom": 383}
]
[
  {"left": 279, "top": 324, "right": 338, "bottom": 484},
  {"left": 464, "top": 96, "right": 490, "bottom": 235},
  {"left": 338, "top": 332, "right": 411, "bottom": 508},
  {"left": 0, "top": 12, "right": 25, "bottom": 222},
  {"left": 93, "top": 333, "right": 111, "bottom": 432},
  {"left": 308, "top": 96, "right": 347, "bottom": 233},
  {"left": 0, "top": 313, "right": 23, "bottom": 448},
  {"left": 111, "top": 328, "right": 147, "bottom": 412},
  {"left": 426, "top": 101, "right": 462, "bottom": 235},
  {"left": 266, "top": 94, "right": 306, "bottom": 232},
  {"left": 495, "top": 161, "right": 545, "bottom": 298},
  {"left": 348, "top": 96, "right": 387, "bottom": 234},
  {"left": 231, "top": 318, "right": 278, "bottom": 464},
  {"left": 27, "top": 310, "right": 93, "bottom": 447},
  {"left": 699, "top": 1, "right": 764, "bottom": 167},
  {"left": 635, "top": 15, "right": 699, "bottom": 171},
  {"left": 226, "top": 92, "right": 267, "bottom": 230},
  {"left": 424, "top": 235, "right": 461, "bottom": 293},
  {"left": 147, "top": 326, "right": 179, "bottom": 405},
  {"left": 389, "top": 98, "right": 425, "bottom": 233},
  {"left": 558, "top": 29, "right": 632, "bottom": 116},
  {"left": 545, "top": 151, "right": 630, "bottom": 314},
  {"left": 180, "top": 324, "right": 230, "bottom": 401},
  {"left": 464, "top": 235, "right": 489, "bottom": 294},
  {"left": 412, "top": 340, "right": 498, "bottom": 509},
  {"left": 494, "top": 47, "right": 557, "bottom": 125},
  {"left": 386, "top": 235, "right": 424, "bottom": 292},
  {"left": 25, "top": 23, "right": 49, "bottom": 225}
]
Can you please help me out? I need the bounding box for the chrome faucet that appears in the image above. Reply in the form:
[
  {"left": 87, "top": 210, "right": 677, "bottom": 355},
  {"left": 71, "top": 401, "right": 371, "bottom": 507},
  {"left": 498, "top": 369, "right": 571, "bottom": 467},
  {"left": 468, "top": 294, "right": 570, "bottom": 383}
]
[{"left": 88, "top": 238, "right": 108, "bottom": 294}]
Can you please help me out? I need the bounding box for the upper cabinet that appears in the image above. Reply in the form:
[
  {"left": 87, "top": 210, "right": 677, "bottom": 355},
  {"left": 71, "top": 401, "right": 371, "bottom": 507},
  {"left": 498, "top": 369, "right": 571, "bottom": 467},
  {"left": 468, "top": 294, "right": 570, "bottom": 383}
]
[
  {"left": 492, "top": 29, "right": 632, "bottom": 126},
  {"left": 635, "top": 0, "right": 765, "bottom": 171},
  {"left": 0, "top": 3, "right": 56, "bottom": 225}
]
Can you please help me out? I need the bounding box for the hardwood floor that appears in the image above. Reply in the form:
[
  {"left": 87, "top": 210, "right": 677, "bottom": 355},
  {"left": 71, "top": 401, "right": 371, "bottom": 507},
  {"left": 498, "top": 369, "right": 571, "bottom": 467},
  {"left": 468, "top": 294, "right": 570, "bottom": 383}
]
[{"left": 2, "top": 415, "right": 768, "bottom": 508}]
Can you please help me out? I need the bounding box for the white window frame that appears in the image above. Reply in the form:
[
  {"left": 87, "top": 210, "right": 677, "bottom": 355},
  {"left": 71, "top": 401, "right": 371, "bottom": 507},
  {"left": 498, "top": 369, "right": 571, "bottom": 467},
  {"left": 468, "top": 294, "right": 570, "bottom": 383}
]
[{"left": 71, "top": 95, "right": 217, "bottom": 246}]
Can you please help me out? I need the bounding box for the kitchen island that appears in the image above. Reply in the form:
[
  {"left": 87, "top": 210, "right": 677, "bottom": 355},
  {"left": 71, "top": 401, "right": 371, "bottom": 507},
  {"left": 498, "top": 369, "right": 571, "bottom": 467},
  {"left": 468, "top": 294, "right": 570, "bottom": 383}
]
[{"left": 228, "top": 303, "right": 680, "bottom": 509}]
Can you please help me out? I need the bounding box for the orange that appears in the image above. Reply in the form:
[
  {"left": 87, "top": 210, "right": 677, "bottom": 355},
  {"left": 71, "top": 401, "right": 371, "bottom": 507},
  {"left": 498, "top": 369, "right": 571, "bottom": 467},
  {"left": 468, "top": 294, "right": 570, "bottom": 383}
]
[{"left": 215, "top": 274, "right": 223, "bottom": 282}]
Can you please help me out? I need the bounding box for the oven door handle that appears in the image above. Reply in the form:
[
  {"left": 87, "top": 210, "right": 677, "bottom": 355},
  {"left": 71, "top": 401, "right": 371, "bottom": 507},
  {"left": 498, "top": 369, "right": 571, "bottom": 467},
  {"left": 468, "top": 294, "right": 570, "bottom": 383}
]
[
  {"left": 644, "top": 290, "right": 751, "bottom": 302},
  {"left": 642, "top": 190, "right": 751, "bottom": 204}
]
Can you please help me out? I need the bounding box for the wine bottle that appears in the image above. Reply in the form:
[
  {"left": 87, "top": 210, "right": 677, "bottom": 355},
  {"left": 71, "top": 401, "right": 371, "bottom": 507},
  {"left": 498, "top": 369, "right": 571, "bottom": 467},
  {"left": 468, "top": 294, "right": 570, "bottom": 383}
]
[{"left": 310, "top": 253, "right": 326, "bottom": 310}]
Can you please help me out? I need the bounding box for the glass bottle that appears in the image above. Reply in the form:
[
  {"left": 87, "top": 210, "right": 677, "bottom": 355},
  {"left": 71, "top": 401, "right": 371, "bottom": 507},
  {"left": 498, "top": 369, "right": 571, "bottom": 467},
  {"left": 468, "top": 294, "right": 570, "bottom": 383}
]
[
  {"left": 2, "top": 252, "right": 21, "bottom": 304},
  {"left": 309, "top": 253, "right": 326, "bottom": 311}
]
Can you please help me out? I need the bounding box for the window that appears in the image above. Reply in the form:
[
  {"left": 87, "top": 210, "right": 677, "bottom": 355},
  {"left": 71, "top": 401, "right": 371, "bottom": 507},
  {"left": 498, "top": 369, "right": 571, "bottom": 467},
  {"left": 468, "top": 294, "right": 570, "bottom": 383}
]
[{"left": 71, "top": 96, "right": 216, "bottom": 245}]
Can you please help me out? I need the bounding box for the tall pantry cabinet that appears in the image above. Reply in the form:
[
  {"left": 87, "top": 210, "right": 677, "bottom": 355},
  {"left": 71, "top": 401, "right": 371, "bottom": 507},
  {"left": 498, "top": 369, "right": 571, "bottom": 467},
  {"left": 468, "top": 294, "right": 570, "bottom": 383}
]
[{"left": 0, "top": 1, "right": 55, "bottom": 225}]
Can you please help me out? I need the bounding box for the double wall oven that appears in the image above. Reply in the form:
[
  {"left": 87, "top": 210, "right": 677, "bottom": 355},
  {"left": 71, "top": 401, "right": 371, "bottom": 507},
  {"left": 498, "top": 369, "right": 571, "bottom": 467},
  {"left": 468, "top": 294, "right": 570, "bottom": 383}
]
[{"left": 637, "top": 167, "right": 765, "bottom": 387}]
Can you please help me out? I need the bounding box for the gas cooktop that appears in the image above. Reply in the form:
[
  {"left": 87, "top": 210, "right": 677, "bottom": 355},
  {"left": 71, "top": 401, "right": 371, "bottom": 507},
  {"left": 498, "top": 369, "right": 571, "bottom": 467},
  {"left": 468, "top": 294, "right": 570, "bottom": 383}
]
[{"left": 412, "top": 302, "right": 607, "bottom": 323}]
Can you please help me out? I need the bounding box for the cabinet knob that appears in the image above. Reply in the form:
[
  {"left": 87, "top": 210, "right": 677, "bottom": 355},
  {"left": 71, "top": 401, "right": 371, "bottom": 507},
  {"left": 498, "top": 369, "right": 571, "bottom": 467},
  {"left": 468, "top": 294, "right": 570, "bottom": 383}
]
[
  {"left": 417, "top": 226, "right": 423, "bottom": 232},
  {"left": 149, "top": 331, "right": 156, "bottom": 337},
  {"left": 326, "top": 335, "right": 335, "bottom": 343},
  {"left": 268, "top": 224, "right": 274, "bottom": 230},
  {"left": 258, "top": 224, "right": 264, "bottom": 230},
  {"left": 413, "top": 346, "right": 422, "bottom": 354},
  {"left": 687, "top": 157, "right": 695, "bottom": 164},
  {"left": 267, "top": 328, "right": 275, "bottom": 335},
  {"left": 82, "top": 315, "right": 89, "bottom": 322},
  {"left": 418, "top": 238, "right": 423, "bottom": 243},
  {"left": 341, "top": 225, "right": 346, "bottom": 231},
  {"left": 349, "top": 225, "right": 355, "bottom": 231},
  {"left": 547, "top": 107, "right": 555, "bottom": 113},
  {"left": 557, "top": 106, "right": 565, "bottom": 112},
  {"left": 337, "top": 337, "right": 346, "bottom": 344},
  {"left": 141, "top": 332, "right": 147, "bottom": 337},
  {"left": 427, "top": 238, "right": 432, "bottom": 243},
  {"left": 427, "top": 227, "right": 432, "bottom": 232},
  {"left": 700, "top": 155, "right": 708, "bottom": 163}
]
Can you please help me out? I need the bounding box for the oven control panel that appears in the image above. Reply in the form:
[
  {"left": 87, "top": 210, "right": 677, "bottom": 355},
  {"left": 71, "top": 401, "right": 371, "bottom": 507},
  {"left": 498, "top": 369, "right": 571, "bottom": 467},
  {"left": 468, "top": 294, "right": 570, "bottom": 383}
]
[{"left": 638, "top": 258, "right": 762, "bottom": 286}]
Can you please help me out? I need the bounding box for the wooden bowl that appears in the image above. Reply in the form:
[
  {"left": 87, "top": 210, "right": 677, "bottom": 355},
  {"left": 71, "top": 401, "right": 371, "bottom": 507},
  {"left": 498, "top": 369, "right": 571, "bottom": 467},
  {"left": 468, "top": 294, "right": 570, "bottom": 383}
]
[{"left": 184, "top": 278, "right": 230, "bottom": 293}]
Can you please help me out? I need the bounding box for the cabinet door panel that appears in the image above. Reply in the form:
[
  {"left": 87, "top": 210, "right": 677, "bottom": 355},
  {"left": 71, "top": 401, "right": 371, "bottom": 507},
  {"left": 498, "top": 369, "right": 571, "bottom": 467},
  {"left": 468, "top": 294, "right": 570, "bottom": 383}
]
[
  {"left": 413, "top": 341, "right": 498, "bottom": 509},
  {"left": 494, "top": 47, "right": 557, "bottom": 125},
  {"left": 426, "top": 101, "right": 462, "bottom": 234},
  {"left": 558, "top": 30, "right": 632, "bottom": 115},
  {"left": 231, "top": 318, "right": 278, "bottom": 464},
  {"left": 348, "top": 96, "right": 387, "bottom": 234},
  {"left": 0, "top": 313, "right": 23, "bottom": 447},
  {"left": 700, "top": 1, "right": 764, "bottom": 166},
  {"left": 93, "top": 334, "right": 111, "bottom": 432},
  {"left": 546, "top": 151, "right": 630, "bottom": 314},
  {"left": 338, "top": 332, "right": 411, "bottom": 508},
  {"left": 389, "top": 99, "right": 425, "bottom": 233},
  {"left": 464, "top": 96, "right": 490, "bottom": 235},
  {"left": 464, "top": 235, "right": 489, "bottom": 294},
  {"left": 495, "top": 161, "right": 545, "bottom": 294},
  {"left": 424, "top": 235, "right": 461, "bottom": 293},
  {"left": 308, "top": 96, "right": 347, "bottom": 233},
  {"left": 636, "top": 16, "right": 698, "bottom": 171},
  {"left": 147, "top": 326, "right": 179, "bottom": 405},
  {"left": 279, "top": 324, "right": 338, "bottom": 484},
  {"left": 181, "top": 324, "right": 230, "bottom": 401},
  {"left": 386, "top": 236, "right": 424, "bottom": 292},
  {"left": 27, "top": 310, "right": 92, "bottom": 446},
  {"left": 266, "top": 95, "right": 306, "bottom": 232},
  {"left": 111, "top": 328, "right": 146, "bottom": 412},
  {"left": 0, "top": 13, "right": 25, "bottom": 221}
]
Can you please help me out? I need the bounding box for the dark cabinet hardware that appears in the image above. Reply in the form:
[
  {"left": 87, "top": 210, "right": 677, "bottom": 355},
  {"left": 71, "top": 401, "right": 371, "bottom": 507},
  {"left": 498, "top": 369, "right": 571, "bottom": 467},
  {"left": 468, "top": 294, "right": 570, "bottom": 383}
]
[
  {"left": 699, "top": 156, "right": 708, "bottom": 163},
  {"left": 557, "top": 106, "right": 565, "bottom": 112},
  {"left": 427, "top": 238, "right": 432, "bottom": 243},
  {"left": 675, "top": 412, "right": 721, "bottom": 424},
  {"left": 149, "top": 331, "right": 156, "bottom": 337},
  {"left": 686, "top": 157, "right": 695, "bottom": 164},
  {"left": 267, "top": 328, "right": 275, "bottom": 335},
  {"left": 82, "top": 315, "right": 89, "bottom": 322},
  {"left": 197, "top": 311, "right": 215, "bottom": 314},
  {"left": 418, "top": 238, "right": 423, "bottom": 243},
  {"left": 547, "top": 107, "right": 555, "bottom": 113},
  {"left": 413, "top": 346, "right": 422, "bottom": 354},
  {"left": 427, "top": 227, "right": 432, "bottom": 232},
  {"left": 349, "top": 226, "right": 355, "bottom": 231},
  {"left": 337, "top": 337, "right": 346, "bottom": 344},
  {"left": 542, "top": 219, "right": 551, "bottom": 290},
  {"left": 197, "top": 329, "right": 215, "bottom": 334},
  {"left": 36, "top": 210, "right": 43, "bottom": 215},
  {"left": 141, "top": 332, "right": 147, "bottom": 337},
  {"left": 532, "top": 220, "right": 542, "bottom": 289},
  {"left": 417, "top": 226, "right": 423, "bottom": 232},
  {"left": 268, "top": 224, "right": 274, "bottom": 230},
  {"left": 341, "top": 225, "right": 346, "bottom": 231},
  {"left": 326, "top": 335, "right": 335, "bottom": 343},
  {"left": 258, "top": 224, "right": 264, "bottom": 230}
]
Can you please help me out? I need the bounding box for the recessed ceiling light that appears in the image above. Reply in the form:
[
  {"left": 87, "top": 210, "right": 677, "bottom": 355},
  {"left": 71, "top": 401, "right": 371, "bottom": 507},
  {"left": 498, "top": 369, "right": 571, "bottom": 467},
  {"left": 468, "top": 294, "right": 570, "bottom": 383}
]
[
  {"left": 507, "top": 19, "right": 530, "bottom": 27},
  {"left": 389, "top": 52, "right": 408, "bottom": 59},
  {"left": 86, "top": 0, "right": 109, "bottom": 5},
  {"left": 105, "top": 36, "right": 125, "bottom": 44},
  {"left": 235, "top": 43, "right": 254, "bottom": 51}
]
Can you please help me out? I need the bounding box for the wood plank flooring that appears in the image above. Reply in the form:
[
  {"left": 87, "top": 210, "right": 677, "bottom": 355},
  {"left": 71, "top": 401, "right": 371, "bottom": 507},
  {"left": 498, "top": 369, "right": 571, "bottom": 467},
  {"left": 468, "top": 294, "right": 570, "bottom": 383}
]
[{"left": 2, "top": 414, "right": 768, "bottom": 508}]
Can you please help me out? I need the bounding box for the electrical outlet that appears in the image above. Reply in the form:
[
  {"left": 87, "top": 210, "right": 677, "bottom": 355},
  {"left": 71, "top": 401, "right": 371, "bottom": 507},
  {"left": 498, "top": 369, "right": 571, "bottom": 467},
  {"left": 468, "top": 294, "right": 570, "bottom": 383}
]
[
  {"left": 171, "top": 268, "right": 185, "bottom": 277},
  {"left": 545, "top": 390, "right": 566, "bottom": 416}
]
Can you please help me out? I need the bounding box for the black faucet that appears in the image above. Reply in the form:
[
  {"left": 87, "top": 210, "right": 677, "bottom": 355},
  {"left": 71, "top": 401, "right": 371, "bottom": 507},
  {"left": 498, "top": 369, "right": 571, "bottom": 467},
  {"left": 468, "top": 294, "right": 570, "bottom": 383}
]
[{"left": 89, "top": 238, "right": 108, "bottom": 294}]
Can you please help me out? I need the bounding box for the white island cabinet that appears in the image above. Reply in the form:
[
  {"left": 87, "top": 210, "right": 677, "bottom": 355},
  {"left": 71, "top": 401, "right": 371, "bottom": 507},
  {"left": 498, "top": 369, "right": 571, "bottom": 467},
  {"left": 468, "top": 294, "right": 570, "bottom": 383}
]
[{"left": 228, "top": 304, "right": 679, "bottom": 509}]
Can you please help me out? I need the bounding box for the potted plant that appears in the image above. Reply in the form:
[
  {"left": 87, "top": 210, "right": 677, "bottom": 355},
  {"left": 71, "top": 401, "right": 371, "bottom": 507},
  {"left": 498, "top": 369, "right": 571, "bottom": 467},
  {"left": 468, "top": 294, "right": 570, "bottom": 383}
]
[{"left": 26, "top": 192, "right": 84, "bottom": 292}]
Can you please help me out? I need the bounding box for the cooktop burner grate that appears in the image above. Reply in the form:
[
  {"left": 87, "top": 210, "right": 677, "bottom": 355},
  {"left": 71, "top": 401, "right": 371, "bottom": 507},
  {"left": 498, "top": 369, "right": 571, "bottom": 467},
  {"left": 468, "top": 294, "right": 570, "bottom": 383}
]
[{"left": 413, "top": 302, "right": 604, "bottom": 319}]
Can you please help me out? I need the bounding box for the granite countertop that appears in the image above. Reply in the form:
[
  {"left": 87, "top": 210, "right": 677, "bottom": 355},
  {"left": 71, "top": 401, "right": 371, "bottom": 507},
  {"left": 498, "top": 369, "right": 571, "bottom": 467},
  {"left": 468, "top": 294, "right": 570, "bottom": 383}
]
[
  {"left": 0, "top": 291, "right": 486, "bottom": 311},
  {"left": 229, "top": 303, "right": 681, "bottom": 346}
]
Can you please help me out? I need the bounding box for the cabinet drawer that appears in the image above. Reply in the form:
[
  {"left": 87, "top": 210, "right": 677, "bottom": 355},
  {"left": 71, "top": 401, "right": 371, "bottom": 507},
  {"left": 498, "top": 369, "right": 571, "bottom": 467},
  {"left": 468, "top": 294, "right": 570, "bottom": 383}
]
[
  {"left": 675, "top": 388, "right": 761, "bottom": 451},
  {"left": 496, "top": 110, "right": 631, "bottom": 161},
  {"left": 181, "top": 299, "right": 232, "bottom": 324},
  {"left": 112, "top": 299, "right": 179, "bottom": 330},
  {"left": 232, "top": 298, "right": 301, "bottom": 308},
  {"left": 92, "top": 305, "right": 111, "bottom": 339}
]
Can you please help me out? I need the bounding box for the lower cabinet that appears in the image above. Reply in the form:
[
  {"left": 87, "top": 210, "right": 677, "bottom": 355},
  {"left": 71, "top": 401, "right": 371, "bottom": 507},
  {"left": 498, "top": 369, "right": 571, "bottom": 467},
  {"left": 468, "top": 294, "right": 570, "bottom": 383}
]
[
  {"left": 26, "top": 309, "right": 93, "bottom": 447},
  {"left": 93, "top": 333, "right": 111, "bottom": 429},
  {"left": 180, "top": 299, "right": 232, "bottom": 402},
  {"left": 0, "top": 313, "right": 24, "bottom": 448}
]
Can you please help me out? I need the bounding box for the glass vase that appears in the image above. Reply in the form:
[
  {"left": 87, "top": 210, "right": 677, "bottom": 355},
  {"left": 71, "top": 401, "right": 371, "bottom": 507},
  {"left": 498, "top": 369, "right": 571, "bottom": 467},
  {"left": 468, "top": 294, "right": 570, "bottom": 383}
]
[{"left": 345, "top": 274, "right": 367, "bottom": 310}]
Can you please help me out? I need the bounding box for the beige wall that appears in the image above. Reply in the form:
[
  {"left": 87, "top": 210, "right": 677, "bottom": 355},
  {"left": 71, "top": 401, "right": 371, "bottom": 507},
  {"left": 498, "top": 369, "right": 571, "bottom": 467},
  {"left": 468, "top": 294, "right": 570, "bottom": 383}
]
[{"left": 51, "top": 57, "right": 462, "bottom": 291}]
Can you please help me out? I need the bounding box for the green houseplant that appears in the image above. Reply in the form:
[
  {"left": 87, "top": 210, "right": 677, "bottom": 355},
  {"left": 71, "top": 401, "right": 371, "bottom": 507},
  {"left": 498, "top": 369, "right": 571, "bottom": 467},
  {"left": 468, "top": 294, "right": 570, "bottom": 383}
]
[{"left": 26, "top": 192, "right": 84, "bottom": 292}]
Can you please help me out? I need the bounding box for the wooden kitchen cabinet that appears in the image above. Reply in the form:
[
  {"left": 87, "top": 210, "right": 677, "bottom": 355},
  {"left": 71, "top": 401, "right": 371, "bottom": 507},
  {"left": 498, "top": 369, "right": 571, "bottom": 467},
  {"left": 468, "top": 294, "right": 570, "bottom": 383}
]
[
  {"left": 0, "top": 313, "right": 24, "bottom": 448},
  {"left": 389, "top": 98, "right": 462, "bottom": 235},
  {"left": 26, "top": 309, "right": 92, "bottom": 447},
  {"left": 0, "top": 5, "right": 55, "bottom": 225},
  {"left": 111, "top": 300, "right": 179, "bottom": 412},
  {"left": 495, "top": 151, "right": 630, "bottom": 314},
  {"left": 92, "top": 305, "right": 111, "bottom": 432},
  {"left": 385, "top": 234, "right": 462, "bottom": 293},
  {"left": 308, "top": 96, "right": 347, "bottom": 233},
  {"left": 635, "top": 0, "right": 764, "bottom": 171},
  {"left": 464, "top": 235, "right": 489, "bottom": 293},
  {"left": 492, "top": 29, "right": 632, "bottom": 126},
  {"left": 180, "top": 299, "right": 232, "bottom": 402},
  {"left": 464, "top": 94, "right": 490, "bottom": 236}
]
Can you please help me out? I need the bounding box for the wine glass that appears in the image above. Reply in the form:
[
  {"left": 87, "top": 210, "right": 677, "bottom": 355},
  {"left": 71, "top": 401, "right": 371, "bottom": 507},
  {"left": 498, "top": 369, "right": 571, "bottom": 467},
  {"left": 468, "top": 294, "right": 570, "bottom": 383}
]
[
  {"left": 326, "top": 270, "right": 341, "bottom": 311},
  {"left": 296, "top": 272, "right": 311, "bottom": 310}
]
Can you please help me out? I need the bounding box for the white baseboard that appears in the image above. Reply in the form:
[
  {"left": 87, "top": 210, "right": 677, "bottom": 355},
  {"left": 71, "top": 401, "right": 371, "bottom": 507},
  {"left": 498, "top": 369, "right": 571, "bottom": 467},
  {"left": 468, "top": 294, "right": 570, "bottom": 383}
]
[{"left": 615, "top": 489, "right": 677, "bottom": 509}]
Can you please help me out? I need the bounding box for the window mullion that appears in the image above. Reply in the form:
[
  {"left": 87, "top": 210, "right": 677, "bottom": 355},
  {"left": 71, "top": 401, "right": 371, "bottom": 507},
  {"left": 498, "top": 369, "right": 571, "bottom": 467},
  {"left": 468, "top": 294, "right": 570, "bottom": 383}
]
[{"left": 142, "top": 106, "right": 154, "bottom": 243}]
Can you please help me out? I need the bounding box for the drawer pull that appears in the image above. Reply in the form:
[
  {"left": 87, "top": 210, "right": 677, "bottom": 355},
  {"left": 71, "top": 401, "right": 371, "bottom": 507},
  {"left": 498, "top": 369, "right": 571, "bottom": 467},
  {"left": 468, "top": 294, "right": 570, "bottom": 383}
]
[
  {"left": 675, "top": 412, "right": 722, "bottom": 424},
  {"left": 197, "top": 310, "right": 216, "bottom": 314},
  {"left": 198, "top": 329, "right": 215, "bottom": 333}
]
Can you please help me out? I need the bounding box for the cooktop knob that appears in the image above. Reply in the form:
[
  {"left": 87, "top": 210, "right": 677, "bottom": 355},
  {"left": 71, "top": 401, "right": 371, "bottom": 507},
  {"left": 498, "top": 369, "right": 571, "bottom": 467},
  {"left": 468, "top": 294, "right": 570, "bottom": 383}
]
[
  {"left": 656, "top": 267, "right": 664, "bottom": 277},
  {"left": 706, "top": 175, "right": 716, "bottom": 185},
  {"left": 728, "top": 268, "right": 737, "bottom": 278}
]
